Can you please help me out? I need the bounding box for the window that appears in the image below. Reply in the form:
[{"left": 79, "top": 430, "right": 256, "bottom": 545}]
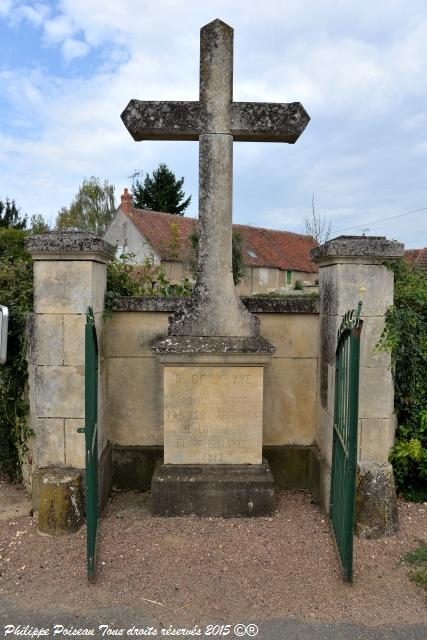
[{"left": 286, "top": 270, "right": 292, "bottom": 285}]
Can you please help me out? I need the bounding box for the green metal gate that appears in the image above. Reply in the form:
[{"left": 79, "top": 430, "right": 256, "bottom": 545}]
[
  {"left": 330, "top": 302, "right": 363, "bottom": 582},
  {"left": 78, "top": 307, "right": 99, "bottom": 582}
]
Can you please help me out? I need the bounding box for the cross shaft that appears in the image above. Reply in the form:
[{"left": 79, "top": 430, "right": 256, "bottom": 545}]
[{"left": 121, "top": 19, "right": 310, "bottom": 337}]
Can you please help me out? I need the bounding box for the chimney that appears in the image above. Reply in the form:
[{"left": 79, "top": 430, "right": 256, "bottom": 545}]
[{"left": 121, "top": 188, "right": 133, "bottom": 215}]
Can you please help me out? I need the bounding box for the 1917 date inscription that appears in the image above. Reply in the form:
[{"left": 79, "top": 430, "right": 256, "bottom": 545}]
[{"left": 164, "top": 366, "right": 263, "bottom": 464}]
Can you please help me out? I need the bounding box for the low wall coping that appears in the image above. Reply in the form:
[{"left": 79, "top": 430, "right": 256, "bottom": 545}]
[
  {"left": 112, "top": 294, "right": 319, "bottom": 314},
  {"left": 311, "top": 235, "right": 404, "bottom": 264},
  {"left": 25, "top": 230, "right": 115, "bottom": 263},
  {"left": 152, "top": 335, "right": 275, "bottom": 354}
]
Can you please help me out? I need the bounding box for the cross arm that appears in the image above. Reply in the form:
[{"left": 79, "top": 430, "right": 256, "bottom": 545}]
[
  {"left": 231, "top": 102, "right": 310, "bottom": 143},
  {"left": 121, "top": 100, "right": 204, "bottom": 141}
]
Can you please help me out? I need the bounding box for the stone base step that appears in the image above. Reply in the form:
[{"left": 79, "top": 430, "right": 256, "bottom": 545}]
[{"left": 151, "top": 460, "right": 275, "bottom": 517}]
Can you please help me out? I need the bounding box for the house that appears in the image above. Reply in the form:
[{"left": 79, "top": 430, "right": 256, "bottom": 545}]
[
  {"left": 104, "top": 188, "right": 318, "bottom": 295},
  {"left": 404, "top": 247, "right": 427, "bottom": 271}
]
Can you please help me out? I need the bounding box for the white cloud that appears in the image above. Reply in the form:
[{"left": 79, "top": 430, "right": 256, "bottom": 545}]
[
  {"left": 0, "top": 0, "right": 426, "bottom": 243},
  {"left": 62, "top": 37, "right": 90, "bottom": 61},
  {"left": 16, "top": 3, "right": 50, "bottom": 26},
  {"left": 43, "top": 13, "right": 75, "bottom": 44},
  {"left": 0, "top": 0, "right": 13, "bottom": 16}
]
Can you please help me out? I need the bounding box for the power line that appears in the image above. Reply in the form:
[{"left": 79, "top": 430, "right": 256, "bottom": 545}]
[
  {"left": 404, "top": 237, "right": 427, "bottom": 245},
  {"left": 332, "top": 207, "right": 427, "bottom": 234}
]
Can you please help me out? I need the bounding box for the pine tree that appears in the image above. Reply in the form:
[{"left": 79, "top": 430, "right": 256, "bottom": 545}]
[
  {"left": 132, "top": 163, "right": 191, "bottom": 216},
  {"left": 0, "top": 198, "right": 27, "bottom": 229}
]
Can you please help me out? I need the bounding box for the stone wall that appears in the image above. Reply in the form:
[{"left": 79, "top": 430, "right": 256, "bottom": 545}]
[
  {"left": 105, "top": 296, "right": 320, "bottom": 449},
  {"left": 25, "top": 231, "right": 404, "bottom": 537}
]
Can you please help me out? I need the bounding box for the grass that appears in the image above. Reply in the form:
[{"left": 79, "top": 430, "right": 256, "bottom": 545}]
[{"left": 402, "top": 542, "right": 427, "bottom": 591}]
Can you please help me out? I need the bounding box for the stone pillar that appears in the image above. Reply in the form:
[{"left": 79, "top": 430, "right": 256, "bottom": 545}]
[
  {"left": 311, "top": 235, "right": 404, "bottom": 537},
  {"left": 25, "top": 231, "right": 115, "bottom": 508}
]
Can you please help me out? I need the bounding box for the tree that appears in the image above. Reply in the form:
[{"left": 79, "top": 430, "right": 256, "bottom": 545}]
[
  {"left": 132, "top": 163, "right": 191, "bottom": 215},
  {"left": 55, "top": 177, "right": 116, "bottom": 235},
  {"left": 0, "top": 198, "right": 27, "bottom": 229},
  {"left": 0, "top": 226, "right": 33, "bottom": 481},
  {"left": 29, "top": 214, "right": 50, "bottom": 234},
  {"left": 304, "top": 194, "right": 331, "bottom": 245}
]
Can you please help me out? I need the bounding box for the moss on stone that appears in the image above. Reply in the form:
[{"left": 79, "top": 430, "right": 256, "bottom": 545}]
[{"left": 37, "top": 469, "right": 84, "bottom": 536}]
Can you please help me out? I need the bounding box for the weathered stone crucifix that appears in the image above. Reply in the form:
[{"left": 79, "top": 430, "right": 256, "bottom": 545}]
[{"left": 121, "top": 19, "right": 309, "bottom": 338}]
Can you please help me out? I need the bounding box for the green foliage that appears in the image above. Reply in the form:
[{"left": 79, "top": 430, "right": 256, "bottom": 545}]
[
  {"left": 231, "top": 231, "right": 245, "bottom": 286},
  {"left": 389, "top": 411, "right": 427, "bottom": 502},
  {"left": 55, "top": 177, "right": 116, "bottom": 235},
  {"left": 402, "top": 541, "right": 427, "bottom": 591},
  {"left": 189, "top": 229, "right": 245, "bottom": 286},
  {"left": 0, "top": 198, "right": 27, "bottom": 229},
  {"left": 408, "top": 568, "right": 427, "bottom": 591},
  {"left": 0, "top": 228, "right": 33, "bottom": 481},
  {"left": 132, "top": 163, "right": 191, "bottom": 215},
  {"left": 189, "top": 229, "right": 199, "bottom": 276},
  {"left": 294, "top": 279, "right": 304, "bottom": 290},
  {"left": 105, "top": 253, "right": 192, "bottom": 311},
  {"left": 403, "top": 541, "right": 427, "bottom": 566},
  {"left": 29, "top": 214, "right": 50, "bottom": 234},
  {"left": 0, "top": 228, "right": 30, "bottom": 258},
  {"left": 163, "top": 222, "right": 180, "bottom": 260},
  {"left": 378, "top": 259, "right": 427, "bottom": 501}
]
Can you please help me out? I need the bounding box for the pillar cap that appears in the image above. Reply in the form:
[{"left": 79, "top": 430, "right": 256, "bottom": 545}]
[
  {"left": 311, "top": 235, "right": 404, "bottom": 265},
  {"left": 25, "top": 230, "right": 115, "bottom": 263}
]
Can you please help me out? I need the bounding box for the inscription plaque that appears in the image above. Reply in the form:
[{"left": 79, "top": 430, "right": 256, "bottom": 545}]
[{"left": 164, "top": 366, "right": 264, "bottom": 464}]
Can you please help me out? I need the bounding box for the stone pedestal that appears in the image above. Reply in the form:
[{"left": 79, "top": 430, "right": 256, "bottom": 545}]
[{"left": 152, "top": 336, "right": 275, "bottom": 516}]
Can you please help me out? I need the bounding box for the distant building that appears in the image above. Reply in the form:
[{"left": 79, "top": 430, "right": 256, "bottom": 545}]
[
  {"left": 404, "top": 248, "right": 427, "bottom": 271},
  {"left": 104, "top": 188, "right": 318, "bottom": 295}
]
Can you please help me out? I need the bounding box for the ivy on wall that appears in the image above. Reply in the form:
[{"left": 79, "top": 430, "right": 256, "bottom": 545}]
[
  {"left": 0, "top": 229, "right": 33, "bottom": 481},
  {"left": 378, "top": 259, "right": 427, "bottom": 501}
]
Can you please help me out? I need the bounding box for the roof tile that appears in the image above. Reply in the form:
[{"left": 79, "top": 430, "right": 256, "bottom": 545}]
[
  {"left": 124, "top": 206, "right": 317, "bottom": 273},
  {"left": 404, "top": 248, "right": 427, "bottom": 270}
]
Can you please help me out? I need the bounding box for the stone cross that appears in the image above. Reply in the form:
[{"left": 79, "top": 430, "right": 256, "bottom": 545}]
[{"left": 122, "top": 19, "right": 309, "bottom": 338}]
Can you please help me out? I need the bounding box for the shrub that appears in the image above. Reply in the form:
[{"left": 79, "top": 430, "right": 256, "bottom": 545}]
[
  {"left": 105, "top": 253, "right": 192, "bottom": 311},
  {"left": 294, "top": 279, "right": 304, "bottom": 290},
  {"left": 378, "top": 259, "right": 427, "bottom": 501},
  {"left": 0, "top": 229, "right": 33, "bottom": 481}
]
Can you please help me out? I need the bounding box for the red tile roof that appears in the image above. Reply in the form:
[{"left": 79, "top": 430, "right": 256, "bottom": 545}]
[
  {"left": 124, "top": 205, "right": 317, "bottom": 273},
  {"left": 404, "top": 248, "right": 427, "bottom": 270},
  {"left": 234, "top": 223, "right": 317, "bottom": 273}
]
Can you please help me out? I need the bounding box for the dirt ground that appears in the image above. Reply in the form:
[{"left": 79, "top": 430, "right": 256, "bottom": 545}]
[{"left": 0, "top": 485, "right": 426, "bottom": 628}]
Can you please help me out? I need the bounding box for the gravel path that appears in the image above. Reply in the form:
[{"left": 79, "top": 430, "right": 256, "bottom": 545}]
[{"left": 0, "top": 489, "right": 425, "bottom": 629}]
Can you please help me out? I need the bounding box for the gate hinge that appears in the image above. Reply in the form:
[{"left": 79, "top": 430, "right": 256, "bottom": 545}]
[{"left": 77, "top": 427, "right": 86, "bottom": 434}]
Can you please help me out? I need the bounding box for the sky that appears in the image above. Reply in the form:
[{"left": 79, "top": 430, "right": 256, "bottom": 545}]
[{"left": 0, "top": 0, "right": 426, "bottom": 248}]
